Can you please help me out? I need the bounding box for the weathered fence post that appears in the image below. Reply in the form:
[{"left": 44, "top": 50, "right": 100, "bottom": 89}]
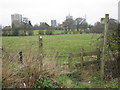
[
  {"left": 100, "top": 14, "right": 109, "bottom": 80},
  {"left": 19, "top": 51, "right": 23, "bottom": 63},
  {"left": 96, "top": 48, "right": 101, "bottom": 70},
  {"left": 97, "top": 48, "right": 101, "bottom": 61},
  {"left": 68, "top": 53, "right": 72, "bottom": 71},
  {"left": 39, "top": 34, "right": 43, "bottom": 74},
  {"left": 56, "top": 52, "right": 59, "bottom": 67},
  {"left": 80, "top": 48, "right": 84, "bottom": 69}
]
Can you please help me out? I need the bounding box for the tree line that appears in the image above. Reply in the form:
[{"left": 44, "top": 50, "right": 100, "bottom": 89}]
[{"left": 2, "top": 17, "right": 118, "bottom": 36}]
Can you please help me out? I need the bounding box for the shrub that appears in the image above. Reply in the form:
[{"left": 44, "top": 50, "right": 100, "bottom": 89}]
[
  {"left": 12, "top": 29, "right": 19, "bottom": 36},
  {"left": 73, "top": 31, "right": 76, "bottom": 34},
  {"left": 19, "top": 30, "right": 26, "bottom": 36},
  {"left": 2, "top": 30, "right": 13, "bottom": 36},
  {"left": 38, "top": 30, "right": 44, "bottom": 35},
  {"left": 34, "top": 77, "right": 58, "bottom": 88},
  {"left": 2, "top": 31, "right": 8, "bottom": 36},
  {"left": 69, "top": 31, "right": 71, "bottom": 34},
  {"left": 45, "top": 30, "right": 53, "bottom": 35},
  {"left": 28, "top": 30, "right": 34, "bottom": 36},
  {"left": 64, "top": 31, "right": 68, "bottom": 34}
]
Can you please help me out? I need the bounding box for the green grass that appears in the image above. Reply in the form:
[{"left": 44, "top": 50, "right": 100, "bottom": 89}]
[
  {"left": 57, "top": 75, "right": 91, "bottom": 88},
  {"left": 34, "top": 30, "right": 65, "bottom": 35},
  {"left": 57, "top": 72, "right": 118, "bottom": 88},
  {"left": 2, "top": 34, "right": 101, "bottom": 55},
  {"left": 2, "top": 33, "right": 119, "bottom": 88}
]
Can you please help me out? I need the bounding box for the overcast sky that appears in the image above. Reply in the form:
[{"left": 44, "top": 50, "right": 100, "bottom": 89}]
[{"left": 0, "top": 0, "right": 119, "bottom": 26}]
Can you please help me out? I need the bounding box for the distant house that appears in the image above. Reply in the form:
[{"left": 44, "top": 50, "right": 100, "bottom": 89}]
[{"left": 3, "top": 26, "right": 11, "bottom": 30}]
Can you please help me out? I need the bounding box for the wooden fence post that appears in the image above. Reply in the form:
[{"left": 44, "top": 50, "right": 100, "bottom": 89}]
[
  {"left": 80, "top": 48, "right": 84, "bottom": 69},
  {"left": 19, "top": 51, "right": 23, "bottom": 63},
  {"left": 96, "top": 48, "right": 101, "bottom": 70},
  {"left": 56, "top": 52, "right": 59, "bottom": 67},
  {"left": 100, "top": 14, "right": 109, "bottom": 80},
  {"left": 97, "top": 48, "right": 101, "bottom": 61},
  {"left": 39, "top": 34, "right": 43, "bottom": 74},
  {"left": 68, "top": 53, "right": 72, "bottom": 71}
]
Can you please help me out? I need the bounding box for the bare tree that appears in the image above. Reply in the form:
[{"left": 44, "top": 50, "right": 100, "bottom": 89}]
[{"left": 75, "top": 18, "right": 86, "bottom": 32}]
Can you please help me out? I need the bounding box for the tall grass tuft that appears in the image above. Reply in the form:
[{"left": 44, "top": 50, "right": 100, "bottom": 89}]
[{"left": 2, "top": 49, "right": 60, "bottom": 88}]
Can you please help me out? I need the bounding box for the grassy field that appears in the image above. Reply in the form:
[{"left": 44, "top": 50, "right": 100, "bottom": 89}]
[
  {"left": 2, "top": 34, "right": 101, "bottom": 55},
  {"left": 34, "top": 30, "right": 65, "bottom": 35},
  {"left": 2, "top": 33, "right": 119, "bottom": 88}
]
